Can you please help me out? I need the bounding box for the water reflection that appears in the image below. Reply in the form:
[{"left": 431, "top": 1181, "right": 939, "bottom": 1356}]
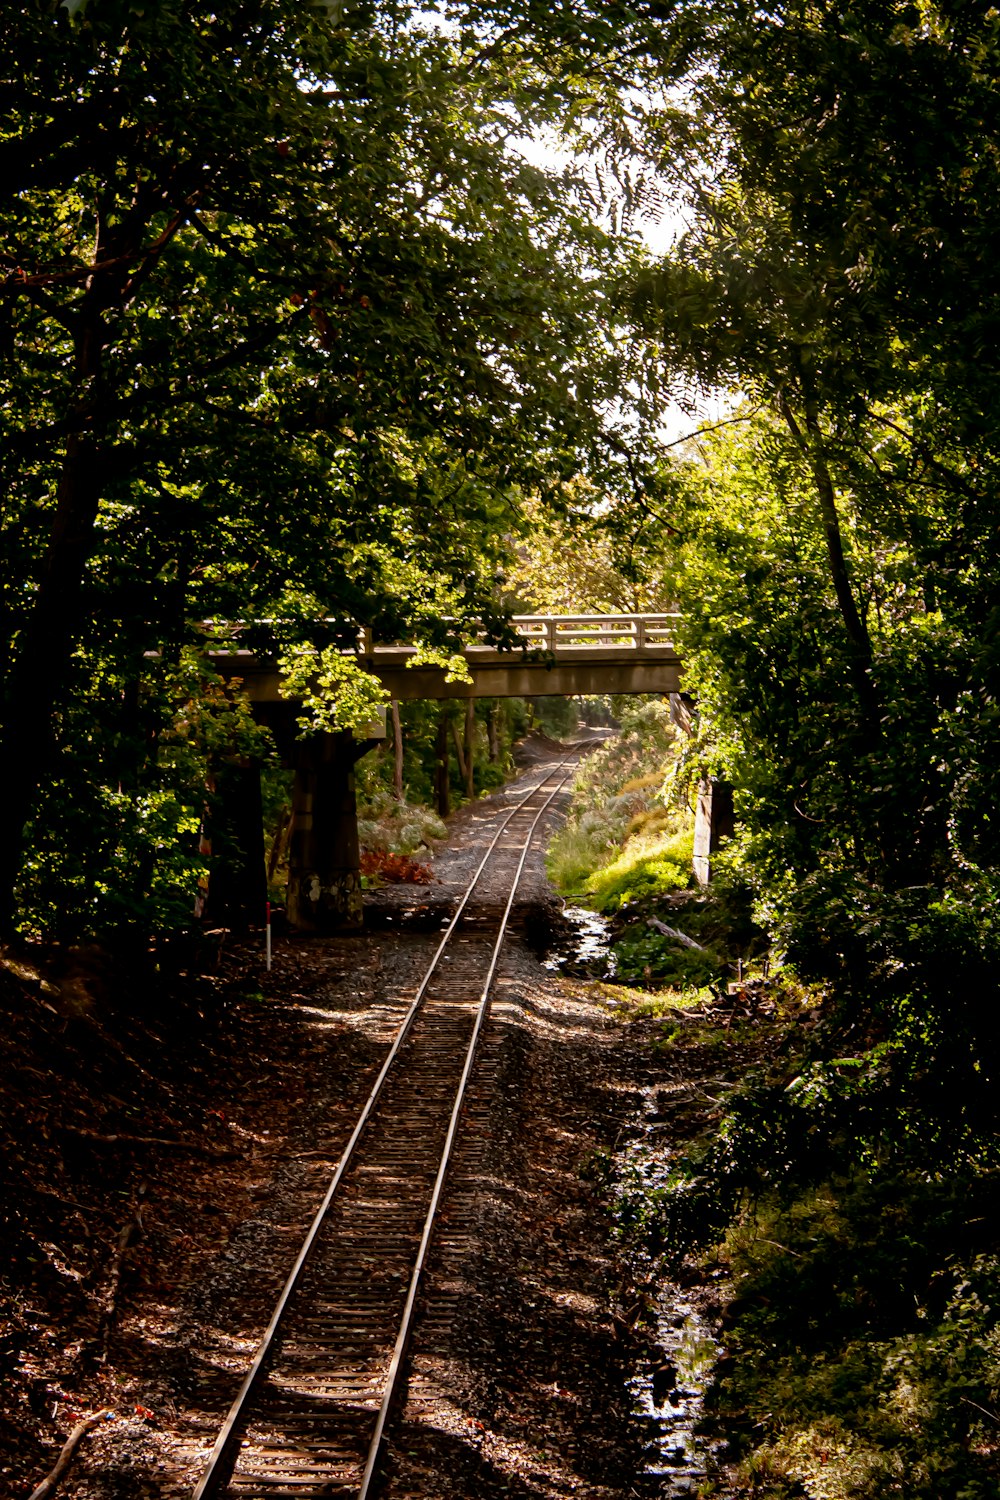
[
  {"left": 620, "top": 1095, "right": 720, "bottom": 1496},
  {"left": 541, "top": 904, "right": 617, "bottom": 978},
  {"left": 630, "top": 1287, "right": 718, "bottom": 1495}
]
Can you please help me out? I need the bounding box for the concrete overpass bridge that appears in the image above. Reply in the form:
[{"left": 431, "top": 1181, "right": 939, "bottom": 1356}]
[
  {"left": 214, "top": 613, "right": 684, "bottom": 706},
  {"left": 206, "top": 614, "right": 689, "bottom": 933}
]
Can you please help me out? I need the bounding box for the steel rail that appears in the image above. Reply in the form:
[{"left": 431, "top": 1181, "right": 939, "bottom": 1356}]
[
  {"left": 356, "top": 767, "right": 573, "bottom": 1498},
  {"left": 190, "top": 750, "right": 582, "bottom": 1500}
]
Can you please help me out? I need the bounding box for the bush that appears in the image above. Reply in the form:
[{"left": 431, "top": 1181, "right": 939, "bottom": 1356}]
[
  {"left": 357, "top": 790, "right": 447, "bottom": 856},
  {"left": 547, "top": 807, "right": 632, "bottom": 891},
  {"left": 359, "top": 849, "right": 433, "bottom": 884},
  {"left": 613, "top": 924, "right": 722, "bottom": 987},
  {"left": 706, "top": 1178, "right": 1000, "bottom": 1500},
  {"left": 584, "top": 828, "right": 694, "bottom": 912}
]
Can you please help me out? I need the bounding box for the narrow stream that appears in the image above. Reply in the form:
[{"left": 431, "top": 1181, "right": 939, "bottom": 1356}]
[
  {"left": 619, "top": 1121, "right": 720, "bottom": 1497},
  {"left": 540, "top": 903, "right": 617, "bottom": 978},
  {"left": 540, "top": 902, "right": 720, "bottom": 1494},
  {"left": 631, "top": 1284, "right": 718, "bottom": 1495}
]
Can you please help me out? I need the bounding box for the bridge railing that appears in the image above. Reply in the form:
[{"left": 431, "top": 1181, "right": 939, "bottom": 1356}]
[
  {"left": 502, "top": 613, "right": 678, "bottom": 651},
  {"left": 202, "top": 613, "right": 679, "bottom": 660},
  {"left": 359, "top": 613, "right": 680, "bottom": 656}
]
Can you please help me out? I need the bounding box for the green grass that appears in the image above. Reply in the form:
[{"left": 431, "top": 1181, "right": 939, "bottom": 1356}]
[
  {"left": 546, "top": 820, "right": 610, "bottom": 892},
  {"left": 592, "top": 979, "right": 710, "bottom": 1018},
  {"left": 546, "top": 697, "right": 687, "bottom": 899},
  {"left": 583, "top": 828, "right": 694, "bottom": 912}
]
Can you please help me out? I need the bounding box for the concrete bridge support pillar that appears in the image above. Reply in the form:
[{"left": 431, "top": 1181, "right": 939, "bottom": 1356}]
[
  {"left": 693, "top": 775, "right": 734, "bottom": 886},
  {"left": 286, "top": 731, "right": 367, "bottom": 932}
]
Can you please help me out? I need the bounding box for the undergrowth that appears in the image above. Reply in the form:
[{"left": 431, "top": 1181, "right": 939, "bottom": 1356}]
[
  {"left": 356, "top": 787, "right": 447, "bottom": 858},
  {"left": 358, "top": 849, "right": 433, "bottom": 884},
  {"left": 547, "top": 699, "right": 716, "bottom": 984},
  {"left": 584, "top": 828, "right": 694, "bottom": 912},
  {"left": 612, "top": 972, "right": 1000, "bottom": 1500},
  {"left": 706, "top": 1175, "right": 1000, "bottom": 1499},
  {"left": 547, "top": 698, "right": 689, "bottom": 899},
  {"left": 547, "top": 698, "right": 767, "bottom": 987}
]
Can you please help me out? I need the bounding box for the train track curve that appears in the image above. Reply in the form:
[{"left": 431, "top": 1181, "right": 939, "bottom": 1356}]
[{"left": 191, "top": 751, "right": 584, "bottom": 1500}]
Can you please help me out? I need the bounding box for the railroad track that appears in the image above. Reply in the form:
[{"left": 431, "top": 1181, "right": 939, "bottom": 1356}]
[{"left": 191, "top": 751, "right": 583, "bottom": 1500}]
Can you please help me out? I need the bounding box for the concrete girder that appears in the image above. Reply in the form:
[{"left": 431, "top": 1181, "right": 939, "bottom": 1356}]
[{"left": 211, "top": 650, "right": 683, "bottom": 704}]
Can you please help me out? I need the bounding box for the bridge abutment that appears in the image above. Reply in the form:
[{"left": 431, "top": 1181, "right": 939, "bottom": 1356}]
[
  {"left": 693, "top": 775, "right": 734, "bottom": 886},
  {"left": 203, "top": 616, "right": 685, "bottom": 927}
]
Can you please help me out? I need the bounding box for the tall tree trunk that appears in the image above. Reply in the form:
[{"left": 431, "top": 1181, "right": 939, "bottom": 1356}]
[
  {"left": 450, "top": 719, "right": 468, "bottom": 788},
  {"left": 0, "top": 433, "right": 103, "bottom": 932},
  {"left": 779, "top": 368, "right": 902, "bottom": 880},
  {"left": 779, "top": 380, "right": 881, "bottom": 743},
  {"left": 267, "top": 804, "right": 294, "bottom": 883},
  {"left": 390, "top": 700, "right": 404, "bottom": 801},
  {"left": 486, "top": 701, "right": 500, "bottom": 762},
  {"left": 0, "top": 254, "right": 121, "bottom": 934},
  {"left": 434, "top": 706, "right": 450, "bottom": 818},
  {"left": 463, "top": 698, "right": 475, "bottom": 800}
]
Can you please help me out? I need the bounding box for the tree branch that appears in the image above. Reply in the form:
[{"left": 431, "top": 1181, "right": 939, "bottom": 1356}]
[
  {"left": 660, "top": 407, "right": 761, "bottom": 450},
  {"left": 28, "top": 1412, "right": 113, "bottom": 1500},
  {"left": 867, "top": 410, "right": 979, "bottom": 499}
]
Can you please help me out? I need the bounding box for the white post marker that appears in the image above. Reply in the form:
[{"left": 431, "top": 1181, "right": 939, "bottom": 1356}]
[{"left": 266, "top": 900, "right": 272, "bottom": 972}]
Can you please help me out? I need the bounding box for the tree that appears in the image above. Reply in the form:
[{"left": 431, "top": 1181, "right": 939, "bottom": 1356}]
[
  {"left": 505, "top": 487, "right": 674, "bottom": 614},
  {"left": 630, "top": 0, "right": 1000, "bottom": 875},
  {"left": 0, "top": 0, "right": 654, "bottom": 934},
  {"left": 625, "top": 0, "right": 1000, "bottom": 1180}
]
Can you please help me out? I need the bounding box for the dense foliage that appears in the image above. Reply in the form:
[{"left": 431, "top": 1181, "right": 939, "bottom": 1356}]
[
  {"left": 547, "top": 700, "right": 685, "bottom": 895},
  {"left": 608, "top": 6, "right": 1000, "bottom": 1492},
  {"left": 0, "top": 0, "right": 662, "bottom": 937},
  {"left": 543, "top": 699, "right": 754, "bottom": 988},
  {"left": 6, "top": 0, "right": 1000, "bottom": 1483},
  {"left": 639, "top": 0, "right": 1000, "bottom": 1186}
]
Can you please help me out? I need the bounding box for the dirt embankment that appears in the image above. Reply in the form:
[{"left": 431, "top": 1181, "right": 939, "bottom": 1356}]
[{"left": 2, "top": 745, "right": 721, "bottom": 1500}]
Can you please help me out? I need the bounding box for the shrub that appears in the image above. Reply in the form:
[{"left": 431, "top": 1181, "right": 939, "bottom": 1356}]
[
  {"left": 613, "top": 924, "right": 722, "bottom": 987},
  {"left": 357, "top": 790, "right": 447, "bottom": 856},
  {"left": 547, "top": 823, "right": 606, "bottom": 893},
  {"left": 626, "top": 804, "right": 674, "bottom": 839},
  {"left": 547, "top": 697, "right": 690, "bottom": 897},
  {"left": 707, "top": 1181, "right": 1000, "bottom": 1500},
  {"left": 359, "top": 849, "right": 433, "bottom": 884},
  {"left": 584, "top": 829, "right": 694, "bottom": 912}
]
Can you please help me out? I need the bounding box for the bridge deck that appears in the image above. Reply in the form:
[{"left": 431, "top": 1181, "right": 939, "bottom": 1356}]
[{"left": 212, "top": 614, "right": 683, "bottom": 702}]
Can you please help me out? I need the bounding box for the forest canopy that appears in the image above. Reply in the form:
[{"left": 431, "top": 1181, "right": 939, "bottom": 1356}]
[
  {"left": 0, "top": 0, "right": 669, "bottom": 935},
  {"left": 643, "top": 0, "right": 1000, "bottom": 1067},
  {"left": 5, "top": 2, "right": 1000, "bottom": 1490},
  {"left": 5, "top": 0, "right": 1000, "bottom": 1087}
]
